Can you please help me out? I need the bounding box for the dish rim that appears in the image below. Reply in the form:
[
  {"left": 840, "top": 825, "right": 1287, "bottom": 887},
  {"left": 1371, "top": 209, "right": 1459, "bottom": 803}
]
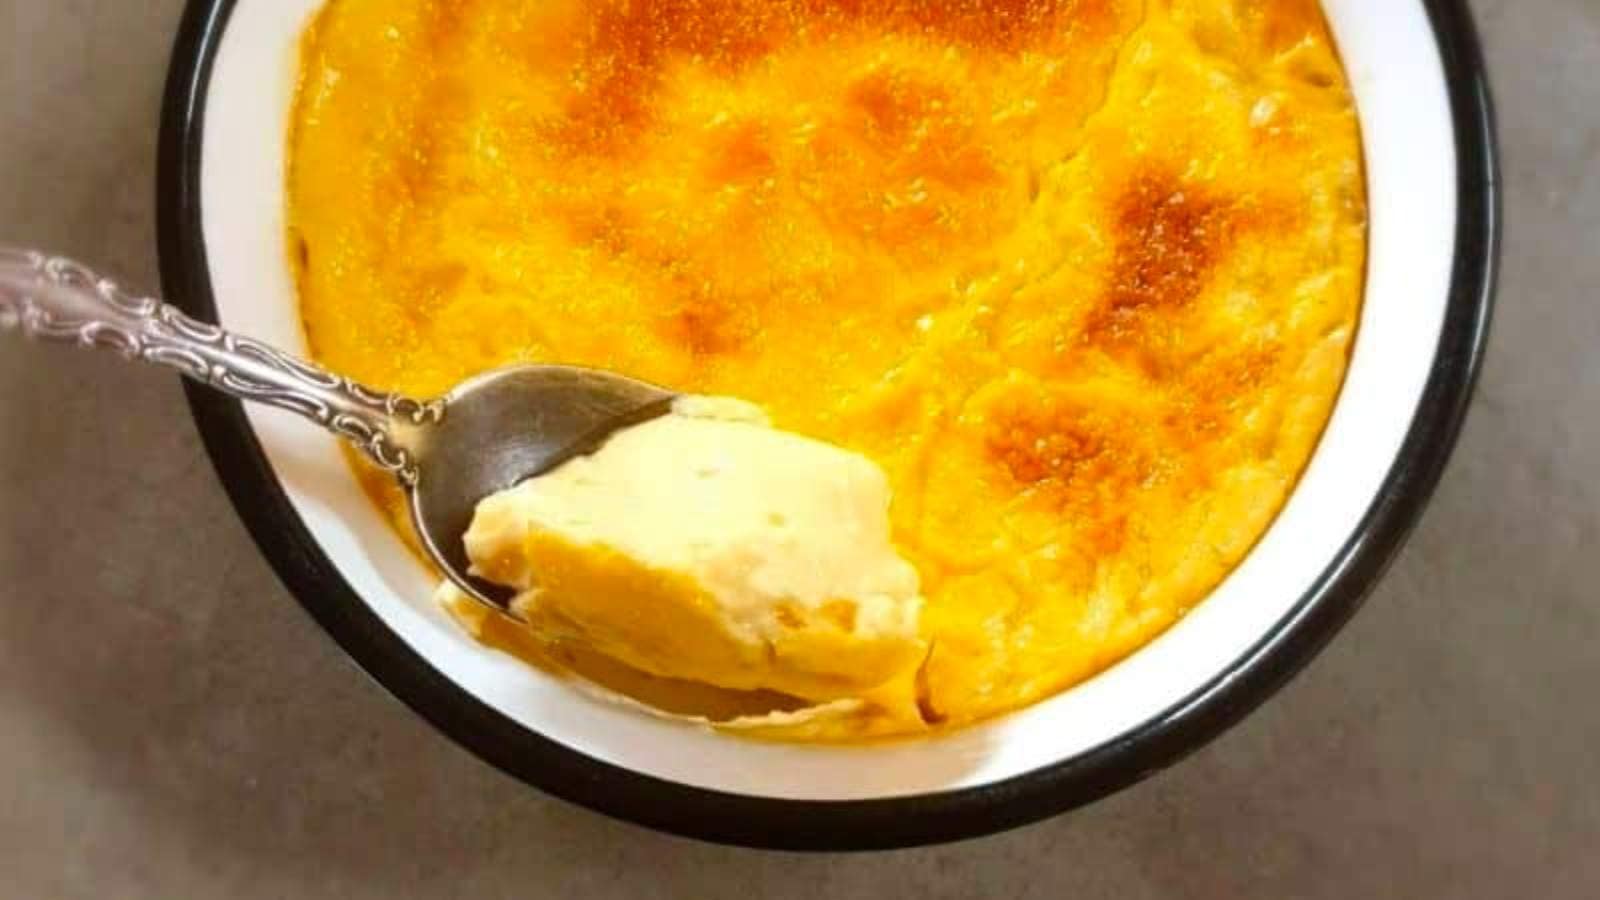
[{"left": 156, "top": 0, "right": 1499, "bottom": 851}]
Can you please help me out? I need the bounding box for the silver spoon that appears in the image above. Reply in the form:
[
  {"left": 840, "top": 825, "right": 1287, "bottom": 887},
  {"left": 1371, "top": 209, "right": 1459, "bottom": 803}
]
[{"left": 0, "top": 248, "right": 675, "bottom": 615}]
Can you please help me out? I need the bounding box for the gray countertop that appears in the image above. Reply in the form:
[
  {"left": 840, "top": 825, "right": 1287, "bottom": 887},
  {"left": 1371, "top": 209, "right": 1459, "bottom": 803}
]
[{"left": 2, "top": 1, "right": 1595, "bottom": 896}]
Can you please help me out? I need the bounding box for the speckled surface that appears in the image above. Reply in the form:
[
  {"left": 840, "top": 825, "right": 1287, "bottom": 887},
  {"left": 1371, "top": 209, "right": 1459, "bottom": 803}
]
[{"left": 0, "top": 1, "right": 1595, "bottom": 896}]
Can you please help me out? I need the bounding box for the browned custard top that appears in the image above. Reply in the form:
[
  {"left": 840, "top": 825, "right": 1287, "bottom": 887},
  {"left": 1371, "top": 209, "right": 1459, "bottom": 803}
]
[{"left": 289, "top": 0, "right": 1365, "bottom": 739}]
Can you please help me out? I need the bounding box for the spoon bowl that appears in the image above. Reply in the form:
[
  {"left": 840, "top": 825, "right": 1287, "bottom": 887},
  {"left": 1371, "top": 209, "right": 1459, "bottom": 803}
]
[{"left": 409, "top": 365, "right": 675, "bottom": 608}]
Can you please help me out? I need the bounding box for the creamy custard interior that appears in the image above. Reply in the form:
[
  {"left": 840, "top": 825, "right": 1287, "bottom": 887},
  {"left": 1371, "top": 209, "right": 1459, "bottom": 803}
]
[
  {"left": 288, "top": 0, "right": 1366, "bottom": 740},
  {"left": 459, "top": 397, "right": 928, "bottom": 714}
]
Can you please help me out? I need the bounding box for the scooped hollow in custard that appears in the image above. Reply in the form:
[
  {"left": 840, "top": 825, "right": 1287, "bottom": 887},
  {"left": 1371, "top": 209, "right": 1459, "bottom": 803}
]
[{"left": 459, "top": 398, "right": 927, "bottom": 711}]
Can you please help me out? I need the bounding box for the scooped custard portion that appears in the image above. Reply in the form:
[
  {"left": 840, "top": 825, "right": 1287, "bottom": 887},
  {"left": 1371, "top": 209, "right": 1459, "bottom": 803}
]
[
  {"left": 289, "top": 0, "right": 1366, "bottom": 739},
  {"left": 456, "top": 397, "right": 926, "bottom": 720}
]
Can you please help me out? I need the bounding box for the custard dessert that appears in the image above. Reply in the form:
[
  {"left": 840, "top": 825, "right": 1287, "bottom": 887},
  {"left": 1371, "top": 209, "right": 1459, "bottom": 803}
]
[{"left": 288, "top": 0, "right": 1367, "bottom": 739}]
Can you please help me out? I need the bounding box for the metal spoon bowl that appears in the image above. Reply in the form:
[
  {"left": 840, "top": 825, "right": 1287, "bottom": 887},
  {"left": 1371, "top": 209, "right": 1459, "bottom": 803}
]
[
  {"left": 0, "top": 248, "right": 675, "bottom": 615},
  {"left": 409, "top": 366, "right": 674, "bottom": 607}
]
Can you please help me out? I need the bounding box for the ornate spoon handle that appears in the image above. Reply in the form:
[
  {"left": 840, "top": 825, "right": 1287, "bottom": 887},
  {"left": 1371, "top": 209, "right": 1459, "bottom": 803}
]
[{"left": 0, "top": 247, "right": 440, "bottom": 484}]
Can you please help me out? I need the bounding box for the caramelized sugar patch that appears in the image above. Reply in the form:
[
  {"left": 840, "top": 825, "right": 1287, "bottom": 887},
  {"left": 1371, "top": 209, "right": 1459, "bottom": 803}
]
[
  {"left": 657, "top": 287, "right": 759, "bottom": 357},
  {"left": 979, "top": 381, "right": 1154, "bottom": 554},
  {"left": 843, "top": 70, "right": 1002, "bottom": 194},
  {"left": 1084, "top": 167, "right": 1297, "bottom": 366},
  {"left": 554, "top": 0, "right": 1122, "bottom": 153},
  {"left": 1173, "top": 340, "right": 1284, "bottom": 442},
  {"left": 561, "top": 0, "right": 792, "bottom": 149},
  {"left": 702, "top": 120, "right": 778, "bottom": 185},
  {"left": 1086, "top": 171, "right": 1240, "bottom": 346},
  {"left": 823, "top": 68, "right": 1013, "bottom": 256}
]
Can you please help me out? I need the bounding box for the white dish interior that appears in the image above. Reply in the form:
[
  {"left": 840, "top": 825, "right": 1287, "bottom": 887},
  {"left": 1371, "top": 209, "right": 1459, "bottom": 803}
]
[{"left": 198, "top": 0, "right": 1457, "bottom": 800}]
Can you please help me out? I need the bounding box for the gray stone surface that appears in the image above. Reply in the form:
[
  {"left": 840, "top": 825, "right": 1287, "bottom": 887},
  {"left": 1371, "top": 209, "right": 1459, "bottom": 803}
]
[{"left": 1, "top": 0, "right": 1595, "bottom": 896}]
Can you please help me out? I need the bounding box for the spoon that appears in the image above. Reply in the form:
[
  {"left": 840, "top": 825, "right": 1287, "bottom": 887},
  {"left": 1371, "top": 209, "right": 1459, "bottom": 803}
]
[{"left": 0, "top": 248, "right": 676, "bottom": 615}]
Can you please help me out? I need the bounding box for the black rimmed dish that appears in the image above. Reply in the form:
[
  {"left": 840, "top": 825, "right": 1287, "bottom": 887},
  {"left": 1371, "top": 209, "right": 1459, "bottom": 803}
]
[{"left": 156, "top": 0, "right": 1497, "bottom": 850}]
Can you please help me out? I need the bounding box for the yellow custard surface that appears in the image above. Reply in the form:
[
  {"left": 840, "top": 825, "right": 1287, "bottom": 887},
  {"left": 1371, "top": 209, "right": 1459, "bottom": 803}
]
[{"left": 288, "top": 0, "right": 1366, "bottom": 738}]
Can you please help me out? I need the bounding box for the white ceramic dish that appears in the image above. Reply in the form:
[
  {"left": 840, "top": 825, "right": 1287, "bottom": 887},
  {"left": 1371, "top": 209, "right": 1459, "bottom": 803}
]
[{"left": 157, "top": 0, "right": 1498, "bottom": 848}]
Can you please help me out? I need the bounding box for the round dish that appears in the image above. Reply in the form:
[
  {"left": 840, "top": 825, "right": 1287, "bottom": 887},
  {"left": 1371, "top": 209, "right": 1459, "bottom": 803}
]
[{"left": 157, "top": 0, "right": 1498, "bottom": 849}]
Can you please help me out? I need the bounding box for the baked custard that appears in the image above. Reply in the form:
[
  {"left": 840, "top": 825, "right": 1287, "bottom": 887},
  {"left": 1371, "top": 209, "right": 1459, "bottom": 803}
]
[
  {"left": 289, "top": 0, "right": 1367, "bottom": 739},
  {"left": 457, "top": 396, "right": 928, "bottom": 721}
]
